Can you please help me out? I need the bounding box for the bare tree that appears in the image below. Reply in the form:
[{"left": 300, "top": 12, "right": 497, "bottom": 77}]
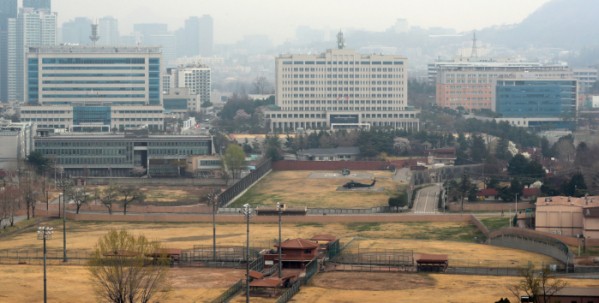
[
  {"left": 2, "top": 185, "right": 21, "bottom": 227},
  {"left": 252, "top": 76, "right": 269, "bottom": 94},
  {"left": 99, "top": 185, "right": 120, "bottom": 215},
  {"left": 508, "top": 264, "right": 568, "bottom": 303},
  {"left": 21, "top": 167, "right": 41, "bottom": 219},
  {"left": 87, "top": 230, "right": 172, "bottom": 303},
  {"left": 67, "top": 186, "right": 93, "bottom": 214},
  {"left": 118, "top": 186, "right": 146, "bottom": 215}
]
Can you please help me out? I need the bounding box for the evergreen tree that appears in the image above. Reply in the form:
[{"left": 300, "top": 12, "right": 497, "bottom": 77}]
[
  {"left": 495, "top": 135, "right": 510, "bottom": 160},
  {"left": 508, "top": 154, "right": 529, "bottom": 176},
  {"left": 457, "top": 132, "right": 468, "bottom": 151},
  {"left": 470, "top": 135, "right": 488, "bottom": 163}
]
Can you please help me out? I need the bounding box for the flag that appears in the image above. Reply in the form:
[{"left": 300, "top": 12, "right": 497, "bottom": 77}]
[
  {"left": 346, "top": 95, "right": 349, "bottom": 100},
  {"left": 337, "top": 96, "right": 340, "bottom": 101}
]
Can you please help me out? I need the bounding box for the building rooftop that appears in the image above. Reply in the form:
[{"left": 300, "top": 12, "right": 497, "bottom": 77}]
[
  {"left": 310, "top": 234, "right": 336, "bottom": 242},
  {"left": 297, "top": 147, "right": 360, "bottom": 157},
  {"left": 27, "top": 45, "right": 162, "bottom": 54},
  {"left": 274, "top": 238, "right": 318, "bottom": 249},
  {"left": 554, "top": 287, "right": 599, "bottom": 297},
  {"left": 536, "top": 196, "right": 599, "bottom": 207}
]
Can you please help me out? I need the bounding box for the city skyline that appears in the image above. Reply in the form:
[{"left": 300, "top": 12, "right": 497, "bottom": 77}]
[{"left": 52, "top": 0, "right": 553, "bottom": 45}]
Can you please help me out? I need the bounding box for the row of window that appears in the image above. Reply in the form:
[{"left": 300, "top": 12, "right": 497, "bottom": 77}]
[
  {"left": 286, "top": 74, "right": 403, "bottom": 79},
  {"left": 42, "top": 73, "right": 146, "bottom": 77},
  {"left": 42, "top": 94, "right": 146, "bottom": 98},
  {"left": 287, "top": 93, "right": 403, "bottom": 98},
  {"left": 291, "top": 87, "right": 400, "bottom": 92},
  {"left": 286, "top": 67, "right": 403, "bottom": 73},
  {"left": 41, "top": 66, "right": 145, "bottom": 70},
  {"left": 282, "top": 61, "right": 404, "bottom": 65},
  {"left": 42, "top": 87, "right": 145, "bottom": 91},
  {"left": 42, "top": 80, "right": 146, "bottom": 84},
  {"left": 282, "top": 100, "right": 402, "bottom": 105},
  {"left": 39, "top": 58, "right": 152, "bottom": 64},
  {"left": 267, "top": 113, "right": 415, "bottom": 119},
  {"left": 148, "top": 148, "right": 209, "bottom": 155}
]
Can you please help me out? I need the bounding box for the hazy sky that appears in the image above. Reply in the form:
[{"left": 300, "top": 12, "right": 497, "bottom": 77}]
[{"left": 53, "top": 0, "right": 552, "bottom": 44}]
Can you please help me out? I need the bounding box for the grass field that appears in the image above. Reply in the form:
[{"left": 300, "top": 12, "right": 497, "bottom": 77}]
[
  {"left": 1, "top": 219, "right": 557, "bottom": 265},
  {"left": 0, "top": 266, "right": 243, "bottom": 303},
  {"left": 295, "top": 272, "right": 599, "bottom": 303},
  {"left": 87, "top": 185, "right": 216, "bottom": 204},
  {"left": 230, "top": 170, "right": 402, "bottom": 209}
]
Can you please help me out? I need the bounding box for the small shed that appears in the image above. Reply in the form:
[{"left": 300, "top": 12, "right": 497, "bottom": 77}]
[
  {"left": 249, "top": 278, "right": 284, "bottom": 297},
  {"left": 310, "top": 234, "right": 337, "bottom": 253},
  {"left": 417, "top": 254, "right": 448, "bottom": 272}
]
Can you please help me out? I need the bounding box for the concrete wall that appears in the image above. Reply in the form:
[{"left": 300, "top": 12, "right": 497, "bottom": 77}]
[
  {"left": 448, "top": 202, "right": 535, "bottom": 212},
  {"left": 536, "top": 204, "right": 584, "bottom": 236},
  {"left": 490, "top": 236, "right": 570, "bottom": 266},
  {"left": 41, "top": 203, "right": 212, "bottom": 214},
  {"left": 489, "top": 227, "right": 599, "bottom": 247},
  {"left": 79, "top": 177, "right": 239, "bottom": 186},
  {"left": 272, "top": 159, "right": 424, "bottom": 171}
]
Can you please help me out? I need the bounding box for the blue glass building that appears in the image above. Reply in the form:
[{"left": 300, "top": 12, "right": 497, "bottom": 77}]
[{"left": 495, "top": 78, "right": 577, "bottom": 118}]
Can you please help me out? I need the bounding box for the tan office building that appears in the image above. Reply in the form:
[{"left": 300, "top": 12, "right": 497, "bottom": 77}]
[
  {"left": 535, "top": 196, "right": 599, "bottom": 238},
  {"left": 264, "top": 49, "right": 419, "bottom": 132}
]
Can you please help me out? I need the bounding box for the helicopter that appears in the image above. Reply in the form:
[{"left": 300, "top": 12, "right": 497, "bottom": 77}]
[{"left": 342, "top": 178, "right": 376, "bottom": 189}]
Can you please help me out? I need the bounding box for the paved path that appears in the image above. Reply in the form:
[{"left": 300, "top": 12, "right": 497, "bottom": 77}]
[{"left": 412, "top": 184, "right": 442, "bottom": 215}]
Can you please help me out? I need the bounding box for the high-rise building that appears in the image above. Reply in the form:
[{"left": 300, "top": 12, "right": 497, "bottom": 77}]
[
  {"left": 61, "top": 17, "right": 91, "bottom": 45},
  {"left": 432, "top": 56, "right": 572, "bottom": 112},
  {"left": 20, "top": 45, "right": 165, "bottom": 131},
  {"left": 0, "top": 0, "right": 18, "bottom": 103},
  {"left": 98, "top": 16, "right": 119, "bottom": 45},
  {"left": 182, "top": 17, "right": 200, "bottom": 57},
  {"left": 163, "top": 63, "right": 210, "bottom": 103},
  {"left": 8, "top": 8, "right": 57, "bottom": 102},
  {"left": 23, "top": 0, "right": 51, "bottom": 10},
  {"left": 198, "top": 15, "right": 213, "bottom": 57},
  {"left": 573, "top": 68, "right": 598, "bottom": 94},
  {"left": 264, "top": 49, "right": 419, "bottom": 132}
]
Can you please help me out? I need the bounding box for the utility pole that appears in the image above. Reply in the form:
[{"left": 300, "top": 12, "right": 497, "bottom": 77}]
[
  {"left": 277, "top": 202, "right": 283, "bottom": 278},
  {"left": 242, "top": 204, "right": 253, "bottom": 303},
  {"left": 37, "top": 226, "right": 53, "bottom": 303},
  {"left": 56, "top": 177, "right": 71, "bottom": 262}
]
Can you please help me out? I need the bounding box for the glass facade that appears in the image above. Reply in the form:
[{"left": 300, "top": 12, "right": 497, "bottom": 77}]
[
  {"left": 149, "top": 58, "right": 160, "bottom": 104},
  {"left": 73, "top": 106, "right": 111, "bottom": 125},
  {"left": 163, "top": 98, "right": 188, "bottom": 110},
  {"left": 496, "top": 80, "right": 576, "bottom": 118},
  {"left": 27, "top": 58, "right": 39, "bottom": 103}
]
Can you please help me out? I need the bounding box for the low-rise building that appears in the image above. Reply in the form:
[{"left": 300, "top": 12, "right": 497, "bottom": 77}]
[
  {"left": 296, "top": 147, "right": 360, "bottom": 161},
  {"left": 185, "top": 155, "right": 222, "bottom": 178},
  {"left": 0, "top": 121, "right": 36, "bottom": 170},
  {"left": 34, "top": 127, "right": 214, "bottom": 177},
  {"left": 163, "top": 87, "right": 202, "bottom": 117},
  {"left": 476, "top": 188, "right": 499, "bottom": 201},
  {"left": 535, "top": 196, "right": 599, "bottom": 238}
]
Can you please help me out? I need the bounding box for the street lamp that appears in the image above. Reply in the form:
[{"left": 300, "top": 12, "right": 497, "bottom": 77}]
[
  {"left": 56, "top": 178, "right": 72, "bottom": 262},
  {"left": 242, "top": 204, "right": 253, "bottom": 303},
  {"left": 37, "top": 226, "right": 53, "bottom": 303},
  {"left": 208, "top": 193, "right": 218, "bottom": 262},
  {"left": 277, "top": 202, "right": 283, "bottom": 278}
]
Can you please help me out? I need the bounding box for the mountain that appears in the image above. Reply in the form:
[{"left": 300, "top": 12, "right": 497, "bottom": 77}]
[{"left": 479, "top": 0, "right": 599, "bottom": 49}]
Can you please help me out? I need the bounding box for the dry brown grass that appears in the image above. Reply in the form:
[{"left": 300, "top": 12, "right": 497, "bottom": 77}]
[
  {"left": 86, "top": 185, "right": 215, "bottom": 204},
  {"left": 1, "top": 220, "right": 557, "bottom": 265},
  {"left": 231, "top": 170, "right": 401, "bottom": 208},
  {"left": 297, "top": 272, "right": 599, "bottom": 303},
  {"left": 0, "top": 266, "right": 244, "bottom": 303}
]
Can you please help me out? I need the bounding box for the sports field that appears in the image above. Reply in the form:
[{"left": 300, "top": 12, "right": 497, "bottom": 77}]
[
  {"left": 229, "top": 170, "right": 402, "bottom": 208},
  {"left": 1, "top": 219, "right": 555, "bottom": 265},
  {"left": 295, "top": 272, "right": 599, "bottom": 303},
  {"left": 0, "top": 266, "right": 244, "bottom": 303}
]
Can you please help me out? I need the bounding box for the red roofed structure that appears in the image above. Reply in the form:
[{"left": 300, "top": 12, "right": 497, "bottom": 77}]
[
  {"left": 476, "top": 188, "right": 499, "bottom": 201},
  {"left": 264, "top": 238, "right": 319, "bottom": 270}
]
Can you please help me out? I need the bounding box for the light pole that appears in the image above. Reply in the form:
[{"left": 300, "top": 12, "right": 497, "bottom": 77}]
[
  {"left": 37, "top": 226, "right": 53, "bottom": 303},
  {"left": 208, "top": 193, "right": 218, "bottom": 263},
  {"left": 277, "top": 202, "right": 282, "bottom": 278},
  {"left": 242, "top": 204, "right": 253, "bottom": 303},
  {"left": 56, "top": 178, "right": 72, "bottom": 262}
]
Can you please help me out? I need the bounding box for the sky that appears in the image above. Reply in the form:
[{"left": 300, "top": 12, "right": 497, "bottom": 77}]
[{"left": 52, "top": 0, "right": 553, "bottom": 45}]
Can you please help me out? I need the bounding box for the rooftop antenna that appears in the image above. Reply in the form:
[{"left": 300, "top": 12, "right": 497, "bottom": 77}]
[
  {"left": 337, "top": 29, "right": 346, "bottom": 49},
  {"left": 90, "top": 19, "right": 100, "bottom": 46},
  {"left": 470, "top": 31, "right": 478, "bottom": 58}
]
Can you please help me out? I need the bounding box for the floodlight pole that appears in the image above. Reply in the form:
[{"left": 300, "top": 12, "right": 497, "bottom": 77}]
[
  {"left": 212, "top": 194, "right": 217, "bottom": 262},
  {"left": 37, "top": 227, "right": 53, "bottom": 303},
  {"left": 243, "top": 204, "right": 252, "bottom": 303},
  {"left": 277, "top": 202, "right": 282, "bottom": 278}
]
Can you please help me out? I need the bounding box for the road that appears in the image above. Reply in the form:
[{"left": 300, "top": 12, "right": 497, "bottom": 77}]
[{"left": 412, "top": 184, "right": 442, "bottom": 215}]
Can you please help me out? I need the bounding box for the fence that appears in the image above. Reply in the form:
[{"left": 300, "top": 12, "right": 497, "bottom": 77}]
[
  {"left": 331, "top": 242, "right": 414, "bottom": 268},
  {"left": 180, "top": 245, "right": 264, "bottom": 269},
  {"left": 272, "top": 160, "right": 423, "bottom": 171},
  {"left": 304, "top": 258, "right": 318, "bottom": 283},
  {"left": 471, "top": 215, "right": 489, "bottom": 236},
  {"left": 274, "top": 281, "right": 301, "bottom": 303},
  {"left": 210, "top": 280, "right": 243, "bottom": 303},
  {"left": 447, "top": 202, "right": 535, "bottom": 212},
  {"left": 0, "top": 249, "right": 92, "bottom": 266},
  {"left": 218, "top": 159, "right": 272, "bottom": 207},
  {"left": 328, "top": 239, "right": 341, "bottom": 260},
  {"left": 306, "top": 206, "right": 408, "bottom": 215},
  {"left": 411, "top": 164, "right": 482, "bottom": 186}
]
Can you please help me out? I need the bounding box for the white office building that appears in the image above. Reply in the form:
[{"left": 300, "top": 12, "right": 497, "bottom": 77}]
[
  {"left": 20, "top": 45, "right": 165, "bottom": 131},
  {"left": 0, "top": 121, "right": 36, "bottom": 171},
  {"left": 163, "top": 63, "right": 211, "bottom": 105},
  {"left": 573, "top": 68, "right": 598, "bottom": 94},
  {"left": 264, "top": 49, "right": 419, "bottom": 131},
  {"left": 98, "top": 16, "right": 120, "bottom": 46}
]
